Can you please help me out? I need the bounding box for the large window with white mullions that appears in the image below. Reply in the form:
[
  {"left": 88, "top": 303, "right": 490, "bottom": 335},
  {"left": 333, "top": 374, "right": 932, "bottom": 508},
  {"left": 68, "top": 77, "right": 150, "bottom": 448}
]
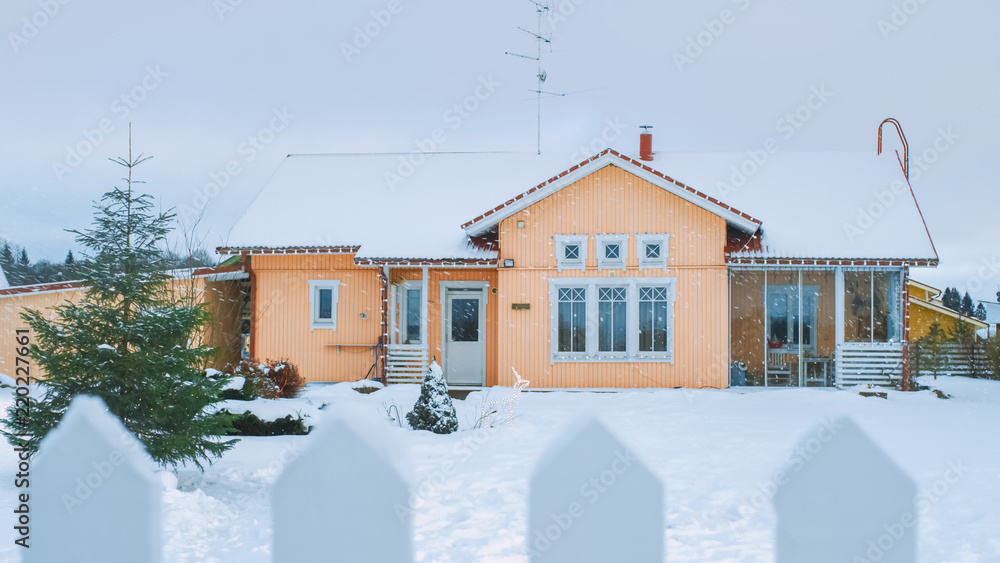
[{"left": 549, "top": 277, "right": 676, "bottom": 363}]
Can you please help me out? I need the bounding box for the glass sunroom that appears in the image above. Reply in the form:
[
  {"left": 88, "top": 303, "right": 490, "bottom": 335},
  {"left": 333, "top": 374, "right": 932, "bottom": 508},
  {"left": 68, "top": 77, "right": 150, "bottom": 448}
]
[{"left": 729, "top": 267, "right": 904, "bottom": 387}]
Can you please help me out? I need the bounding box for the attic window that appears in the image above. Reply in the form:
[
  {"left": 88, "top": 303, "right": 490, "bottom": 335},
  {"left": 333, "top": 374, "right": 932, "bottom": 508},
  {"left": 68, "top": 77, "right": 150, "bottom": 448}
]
[
  {"left": 636, "top": 234, "right": 670, "bottom": 270},
  {"left": 595, "top": 235, "right": 628, "bottom": 271},
  {"left": 554, "top": 235, "right": 587, "bottom": 272}
]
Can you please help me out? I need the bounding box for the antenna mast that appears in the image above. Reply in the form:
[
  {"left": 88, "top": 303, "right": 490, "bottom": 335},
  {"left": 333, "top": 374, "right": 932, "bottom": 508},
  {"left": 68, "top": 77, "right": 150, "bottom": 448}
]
[{"left": 506, "top": 1, "right": 562, "bottom": 155}]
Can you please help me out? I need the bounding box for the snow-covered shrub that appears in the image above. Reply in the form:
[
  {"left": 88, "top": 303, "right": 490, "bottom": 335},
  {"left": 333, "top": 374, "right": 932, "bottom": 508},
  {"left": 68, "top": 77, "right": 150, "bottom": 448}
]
[
  {"left": 267, "top": 360, "right": 306, "bottom": 398},
  {"left": 223, "top": 410, "right": 310, "bottom": 436},
  {"left": 222, "top": 359, "right": 304, "bottom": 398},
  {"left": 406, "top": 361, "right": 458, "bottom": 434}
]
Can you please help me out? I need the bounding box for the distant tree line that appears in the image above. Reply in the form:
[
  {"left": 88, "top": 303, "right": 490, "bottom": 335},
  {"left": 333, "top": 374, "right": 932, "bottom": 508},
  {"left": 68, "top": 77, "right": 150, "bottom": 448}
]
[
  {"left": 939, "top": 286, "right": 989, "bottom": 321},
  {"left": 0, "top": 238, "right": 214, "bottom": 287}
]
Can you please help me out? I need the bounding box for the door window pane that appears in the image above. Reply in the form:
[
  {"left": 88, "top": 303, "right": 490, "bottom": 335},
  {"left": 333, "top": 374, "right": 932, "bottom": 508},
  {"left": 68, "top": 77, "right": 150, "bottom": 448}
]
[
  {"left": 318, "top": 288, "right": 333, "bottom": 320},
  {"left": 558, "top": 287, "right": 587, "bottom": 352},
  {"left": 598, "top": 287, "right": 627, "bottom": 352},
  {"left": 405, "top": 289, "right": 421, "bottom": 343},
  {"left": 639, "top": 287, "right": 669, "bottom": 352},
  {"left": 451, "top": 298, "right": 479, "bottom": 342}
]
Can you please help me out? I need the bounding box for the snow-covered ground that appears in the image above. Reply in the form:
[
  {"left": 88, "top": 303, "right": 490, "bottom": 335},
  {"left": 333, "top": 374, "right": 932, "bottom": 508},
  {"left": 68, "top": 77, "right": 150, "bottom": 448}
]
[{"left": 1, "top": 376, "right": 999, "bottom": 562}]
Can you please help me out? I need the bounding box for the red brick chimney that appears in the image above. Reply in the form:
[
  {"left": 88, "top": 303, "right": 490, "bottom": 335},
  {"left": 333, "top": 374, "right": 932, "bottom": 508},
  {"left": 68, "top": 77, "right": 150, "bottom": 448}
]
[{"left": 639, "top": 126, "right": 653, "bottom": 161}]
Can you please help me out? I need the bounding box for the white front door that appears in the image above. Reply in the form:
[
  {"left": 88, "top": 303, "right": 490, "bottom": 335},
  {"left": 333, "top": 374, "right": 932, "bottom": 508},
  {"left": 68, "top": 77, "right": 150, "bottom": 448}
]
[{"left": 444, "top": 289, "right": 486, "bottom": 385}]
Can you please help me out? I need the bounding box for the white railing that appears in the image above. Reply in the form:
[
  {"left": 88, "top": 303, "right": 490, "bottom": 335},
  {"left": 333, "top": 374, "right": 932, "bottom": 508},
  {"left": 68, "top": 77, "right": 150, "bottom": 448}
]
[
  {"left": 25, "top": 396, "right": 920, "bottom": 562},
  {"left": 836, "top": 342, "right": 904, "bottom": 387},
  {"left": 386, "top": 344, "right": 429, "bottom": 384}
]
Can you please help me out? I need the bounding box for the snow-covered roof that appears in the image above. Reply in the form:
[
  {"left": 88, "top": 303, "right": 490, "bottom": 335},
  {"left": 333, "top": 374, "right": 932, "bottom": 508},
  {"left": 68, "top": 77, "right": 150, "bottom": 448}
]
[
  {"left": 655, "top": 151, "right": 937, "bottom": 261},
  {"left": 0, "top": 263, "right": 8, "bottom": 289},
  {"left": 224, "top": 149, "right": 937, "bottom": 262}
]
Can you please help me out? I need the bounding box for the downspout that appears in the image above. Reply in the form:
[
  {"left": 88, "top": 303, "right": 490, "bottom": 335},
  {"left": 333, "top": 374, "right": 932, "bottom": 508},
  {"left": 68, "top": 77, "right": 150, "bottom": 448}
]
[
  {"left": 380, "top": 265, "right": 390, "bottom": 383},
  {"left": 901, "top": 266, "right": 911, "bottom": 391},
  {"left": 243, "top": 251, "right": 256, "bottom": 360}
]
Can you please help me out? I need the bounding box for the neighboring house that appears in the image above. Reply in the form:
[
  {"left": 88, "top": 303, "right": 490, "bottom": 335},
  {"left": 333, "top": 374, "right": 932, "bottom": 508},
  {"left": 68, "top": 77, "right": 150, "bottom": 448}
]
[
  {"left": 908, "top": 280, "right": 988, "bottom": 339},
  {"left": 0, "top": 263, "right": 8, "bottom": 290},
  {"left": 978, "top": 300, "right": 1000, "bottom": 327},
  {"left": 221, "top": 126, "right": 939, "bottom": 389},
  {"left": 0, "top": 267, "right": 247, "bottom": 375}
]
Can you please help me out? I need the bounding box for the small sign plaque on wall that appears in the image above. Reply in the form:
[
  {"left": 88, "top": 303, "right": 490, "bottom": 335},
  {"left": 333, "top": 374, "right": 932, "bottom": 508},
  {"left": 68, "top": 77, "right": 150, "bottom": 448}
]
[{"left": 512, "top": 303, "right": 530, "bottom": 310}]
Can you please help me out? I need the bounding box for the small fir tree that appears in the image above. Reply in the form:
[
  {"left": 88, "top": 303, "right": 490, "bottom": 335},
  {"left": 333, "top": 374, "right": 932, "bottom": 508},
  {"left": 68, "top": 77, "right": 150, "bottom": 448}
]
[
  {"left": 942, "top": 288, "right": 961, "bottom": 312},
  {"left": 1, "top": 139, "right": 235, "bottom": 468},
  {"left": 406, "top": 361, "right": 458, "bottom": 434},
  {"left": 0, "top": 242, "right": 12, "bottom": 266},
  {"left": 916, "top": 322, "right": 949, "bottom": 379}
]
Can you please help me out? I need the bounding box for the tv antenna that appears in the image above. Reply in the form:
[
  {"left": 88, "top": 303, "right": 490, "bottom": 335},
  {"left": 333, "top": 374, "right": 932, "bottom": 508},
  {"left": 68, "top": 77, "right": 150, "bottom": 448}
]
[{"left": 506, "top": 0, "right": 563, "bottom": 155}]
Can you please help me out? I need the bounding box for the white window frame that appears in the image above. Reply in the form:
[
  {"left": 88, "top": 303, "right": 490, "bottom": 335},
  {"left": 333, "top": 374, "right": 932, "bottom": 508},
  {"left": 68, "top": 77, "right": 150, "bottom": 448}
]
[
  {"left": 548, "top": 277, "right": 676, "bottom": 364},
  {"left": 635, "top": 233, "right": 670, "bottom": 271},
  {"left": 308, "top": 280, "right": 340, "bottom": 331},
  {"left": 399, "top": 280, "right": 423, "bottom": 344},
  {"left": 594, "top": 234, "right": 628, "bottom": 271},
  {"left": 554, "top": 235, "right": 587, "bottom": 272}
]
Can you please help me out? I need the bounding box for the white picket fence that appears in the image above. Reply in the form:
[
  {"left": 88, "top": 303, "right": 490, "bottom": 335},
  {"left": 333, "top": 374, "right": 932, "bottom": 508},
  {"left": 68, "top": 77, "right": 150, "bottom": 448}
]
[{"left": 25, "top": 396, "right": 918, "bottom": 562}]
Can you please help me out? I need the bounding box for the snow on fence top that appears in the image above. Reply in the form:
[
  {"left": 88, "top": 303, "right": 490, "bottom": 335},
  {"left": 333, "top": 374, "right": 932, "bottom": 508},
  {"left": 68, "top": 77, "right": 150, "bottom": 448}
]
[
  {"left": 25, "top": 396, "right": 161, "bottom": 563},
  {"left": 223, "top": 149, "right": 935, "bottom": 262},
  {"left": 32, "top": 397, "right": 920, "bottom": 561}
]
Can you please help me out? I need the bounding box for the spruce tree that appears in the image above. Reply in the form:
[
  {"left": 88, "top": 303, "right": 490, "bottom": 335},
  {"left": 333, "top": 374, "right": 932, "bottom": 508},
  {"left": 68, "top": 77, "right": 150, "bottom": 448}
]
[
  {"left": 406, "top": 361, "right": 458, "bottom": 434},
  {"left": 961, "top": 292, "right": 974, "bottom": 317},
  {"left": 0, "top": 242, "right": 12, "bottom": 266},
  {"left": 976, "top": 303, "right": 988, "bottom": 321},
  {"left": 2, "top": 140, "right": 235, "bottom": 468},
  {"left": 942, "top": 288, "right": 961, "bottom": 312}
]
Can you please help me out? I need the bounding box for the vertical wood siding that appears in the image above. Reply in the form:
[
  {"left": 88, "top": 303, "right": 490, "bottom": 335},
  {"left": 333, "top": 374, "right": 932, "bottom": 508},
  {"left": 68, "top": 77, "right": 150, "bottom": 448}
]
[
  {"left": 495, "top": 164, "right": 730, "bottom": 388},
  {"left": 251, "top": 254, "right": 381, "bottom": 383}
]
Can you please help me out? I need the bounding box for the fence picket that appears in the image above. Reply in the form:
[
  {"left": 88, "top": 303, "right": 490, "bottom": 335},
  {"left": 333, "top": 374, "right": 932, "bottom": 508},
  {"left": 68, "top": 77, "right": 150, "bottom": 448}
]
[
  {"left": 528, "top": 416, "right": 663, "bottom": 562},
  {"left": 271, "top": 407, "right": 412, "bottom": 562},
  {"left": 25, "top": 395, "right": 160, "bottom": 563},
  {"left": 774, "top": 417, "right": 916, "bottom": 563}
]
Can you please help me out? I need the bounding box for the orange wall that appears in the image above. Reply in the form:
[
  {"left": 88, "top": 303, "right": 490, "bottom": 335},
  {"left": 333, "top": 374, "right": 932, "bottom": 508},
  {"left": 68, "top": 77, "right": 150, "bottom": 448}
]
[
  {"left": 0, "top": 277, "right": 240, "bottom": 377},
  {"left": 495, "top": 163, "right": 730, "bottom": 388},
  {"left": 251, "top": 254, "right": 382, "bottom": 382}
]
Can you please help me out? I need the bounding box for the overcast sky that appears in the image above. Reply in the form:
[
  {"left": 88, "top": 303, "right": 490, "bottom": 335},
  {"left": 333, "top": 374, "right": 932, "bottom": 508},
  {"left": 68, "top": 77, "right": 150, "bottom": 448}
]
[{"left": 1, "top": 0, "right": 998, "bottom": 301}]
